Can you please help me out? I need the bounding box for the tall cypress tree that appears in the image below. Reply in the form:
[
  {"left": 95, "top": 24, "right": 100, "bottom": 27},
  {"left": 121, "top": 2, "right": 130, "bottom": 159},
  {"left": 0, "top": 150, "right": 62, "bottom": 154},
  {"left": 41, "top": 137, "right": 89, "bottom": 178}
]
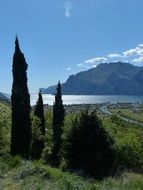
[
  {"left": 11, "top": 37, "right": 31, "bottom": 158},
  {"left": 51, "top": 81, "right": 65, "bottom": 166},
  {"left": 34, "top": 91, "right": 45, "bottom": 135},
  {"left": 31, "top": 91, "right": 45, "bottom": 159}
]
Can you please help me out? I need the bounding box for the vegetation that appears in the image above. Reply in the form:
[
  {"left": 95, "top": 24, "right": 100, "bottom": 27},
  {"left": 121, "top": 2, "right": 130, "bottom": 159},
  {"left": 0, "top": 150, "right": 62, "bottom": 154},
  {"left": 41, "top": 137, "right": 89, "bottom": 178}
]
[
  {"left": 51, "top": 81, "right": 65, "bottom": 166},
  {"left": 63, "top": 110, "right": 116, "bottom": 179},
  {"left": 34, "top": 91, "right": 45, "bottom": 135},
  {"left": 0, "top": 156, "right": 143, "bottom": 190},
  {"left": 0, "top": 100, "right": 143, "bottom": 189},
  {"left": 0, "top": 39, "right": 143, "bottom": 189},
  {"left": 31, "top": 116, "right": 45, "bottom": 160},
  {"left": 11, "top": 37, "right": 31, "bottom": 158},
  {"left": 0, "top": 101, "right": 11, "bottom": 155},
  {"left": 110, "top": 107, "right": 143, "bottom": 123},
  {"left": 103, "top": 115, "right": 143, "bottom": 172},
  {"left": 31, "top": 92, "right": 45, "bottom": 159}
]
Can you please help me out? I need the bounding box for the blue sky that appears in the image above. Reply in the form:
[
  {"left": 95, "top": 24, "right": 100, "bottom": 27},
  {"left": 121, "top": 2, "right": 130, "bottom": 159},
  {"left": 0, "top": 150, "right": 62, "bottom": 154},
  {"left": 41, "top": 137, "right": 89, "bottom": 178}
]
[{"left": 0, "top": 0, "right": 143, "bottom": 93}]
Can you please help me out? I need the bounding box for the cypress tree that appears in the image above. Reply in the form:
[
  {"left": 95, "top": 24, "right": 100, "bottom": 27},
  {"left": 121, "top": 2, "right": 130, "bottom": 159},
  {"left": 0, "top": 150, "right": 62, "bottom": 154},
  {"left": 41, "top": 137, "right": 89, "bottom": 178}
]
[
  {"left": 51, "top": 81, "right": 65, "bottom": 166},
  {"left": 11, "top": 37, "right": 31, "bottom": 158},
  {"left": 31, "top": 91, "right": 45, "bottom": 159}
]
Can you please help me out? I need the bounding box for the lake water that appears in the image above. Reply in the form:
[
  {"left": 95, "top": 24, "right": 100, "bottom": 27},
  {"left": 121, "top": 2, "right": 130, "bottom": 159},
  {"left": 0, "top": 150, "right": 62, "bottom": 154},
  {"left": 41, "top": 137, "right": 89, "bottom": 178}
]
[{"left": 31, "top": 94, "right": 143, "bottom": 106}]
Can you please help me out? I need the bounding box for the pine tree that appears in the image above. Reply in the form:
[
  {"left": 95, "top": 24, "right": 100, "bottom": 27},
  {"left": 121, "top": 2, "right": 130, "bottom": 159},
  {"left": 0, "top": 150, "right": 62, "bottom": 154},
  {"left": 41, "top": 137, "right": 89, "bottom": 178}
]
[
  {"left": 64, "top": 110, "right": 116, "bottom": 179},
  {"left": 11, "top": 37, "right": 31, "bottom": 158},
  {"left": 31, "top": 91, "right": 45, "bottom": 159},
  {"left": 51, "top": 81, "right": 65, "bottom": 166}
]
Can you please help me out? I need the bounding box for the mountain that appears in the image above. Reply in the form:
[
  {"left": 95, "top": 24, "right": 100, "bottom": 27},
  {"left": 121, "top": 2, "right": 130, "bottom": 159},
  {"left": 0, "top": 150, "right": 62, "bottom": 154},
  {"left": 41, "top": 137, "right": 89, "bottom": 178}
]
[
  {"left": 41, "top": 62, "right": 143, "bottom": 95},
  {"left": 0, "top": 93, "right": 10, "bottom": 102}
]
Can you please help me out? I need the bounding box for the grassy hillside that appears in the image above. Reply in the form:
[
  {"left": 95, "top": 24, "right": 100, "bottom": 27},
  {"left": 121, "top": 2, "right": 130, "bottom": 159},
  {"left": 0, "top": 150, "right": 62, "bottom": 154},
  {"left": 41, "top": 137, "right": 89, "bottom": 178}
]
[
  {"left": 0, "top": 156, "right": 143, "bottom": 190},
  {"left": 0, "top": 101, "right": 143, "bottom": 189}
]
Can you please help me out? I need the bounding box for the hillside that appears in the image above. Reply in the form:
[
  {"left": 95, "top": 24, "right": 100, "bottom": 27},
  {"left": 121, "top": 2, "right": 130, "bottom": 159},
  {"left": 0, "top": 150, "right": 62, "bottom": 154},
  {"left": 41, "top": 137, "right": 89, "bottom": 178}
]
[
  {"left": 0, "top": 93, "right": 10, "bottom": 102},
  {"left": 41, "top": 62, "right": 143, "bottom": 95},
  {"left": 0, "top": 156, "right": 143, "bottom": 190}
]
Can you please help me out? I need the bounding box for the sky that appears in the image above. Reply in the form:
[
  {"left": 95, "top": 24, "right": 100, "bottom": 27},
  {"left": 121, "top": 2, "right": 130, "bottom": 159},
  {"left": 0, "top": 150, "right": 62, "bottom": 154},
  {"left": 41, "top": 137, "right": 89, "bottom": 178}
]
[{"left": 1, "top": 0, "right": 143, "bottom": 93}]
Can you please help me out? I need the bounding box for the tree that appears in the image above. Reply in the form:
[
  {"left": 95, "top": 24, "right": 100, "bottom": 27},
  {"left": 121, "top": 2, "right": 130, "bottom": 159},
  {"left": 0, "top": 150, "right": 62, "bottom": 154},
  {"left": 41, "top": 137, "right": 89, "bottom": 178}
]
[
  {"left": 64, "top": 110, "right": 116, "bottom": 179},
  {"left": 31, "top": 91, "right": 45, "bottom": 159},
  {"left": 34, "top": 91, "right": 45, "bottom": 135},
  {"left": 31, "top": 116, "right": 45, "bottom": 160},
  {"left": 11, "top": 37, "right": 31, "bottom": 158},
  {"left": 51, "top": 81, "right": 65, "bottom": 166}
]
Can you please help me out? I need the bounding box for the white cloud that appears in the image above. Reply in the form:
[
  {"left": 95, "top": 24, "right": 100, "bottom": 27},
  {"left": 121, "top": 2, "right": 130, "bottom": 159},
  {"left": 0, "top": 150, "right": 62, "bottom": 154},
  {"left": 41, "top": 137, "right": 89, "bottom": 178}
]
[
  {"left": 107, "top": 53, "right": 122, "bottom": 58},
  {"left": 123, "top": 45, "right": 143, "bottom": 57},
  {"left": 92, "top": 65, "right": 98, "bottom": 68},
  {"left": 77, "top": 63, "right": 90, "bottom": 69},
  {"left": 123, "top": 47, "right": 140, "bottom": 57},
  {"left": 77, "top": 63, "right": 84, "bottom": 67},
  {"left": 64, "top": 1, "right": 73, "bottom": 18},
  {"left": 131, "top": 56, "right": 143, "bottom": 63},
  {"left": 82, "top": 43, "right": 143, "bottom": 69},
  {"left": 137, "top": 49, "right": 143, "bottom": 56},
  {"left": 139, "top": 44, "right": 143, "bottom": 47},
  {"left": 66, "top": 67, "right": 72, "bottom": 71},
  {"left": 85, "top": 57, "right": 108, "bottom": 65}
]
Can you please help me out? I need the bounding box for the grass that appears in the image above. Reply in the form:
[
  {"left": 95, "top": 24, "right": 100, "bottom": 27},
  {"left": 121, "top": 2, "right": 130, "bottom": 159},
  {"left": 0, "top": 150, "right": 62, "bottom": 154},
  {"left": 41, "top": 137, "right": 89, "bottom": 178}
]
[{"left": 0, "top": 156, "right": 143, "bottom": 190}]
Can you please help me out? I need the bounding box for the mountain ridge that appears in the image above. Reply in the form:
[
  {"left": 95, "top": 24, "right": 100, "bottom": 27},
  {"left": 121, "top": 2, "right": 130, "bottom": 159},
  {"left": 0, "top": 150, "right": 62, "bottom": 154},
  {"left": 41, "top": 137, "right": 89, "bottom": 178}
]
[{"left": 41, "top": 62, "right": 143, "bottom": 95}]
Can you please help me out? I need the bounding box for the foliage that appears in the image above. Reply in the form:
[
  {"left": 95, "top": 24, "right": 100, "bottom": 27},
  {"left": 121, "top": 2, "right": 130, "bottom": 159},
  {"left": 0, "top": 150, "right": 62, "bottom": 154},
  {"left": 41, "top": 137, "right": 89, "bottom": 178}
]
[
  {"left": 31, "top": 92, "right": 45, "bottom": 160},
  {"left": 31, "top": 116, "right": 45, "bottom": 160},
  {"left": 0, "top": 102, "right": 11, "bottom": 155},
  {"left": 63, "top": 110, "right": 116, "bottom": 179},
  {"left": 103, "top": 117, "right": 143, "bottom": 172},
  {"left": 110, "top": 107, "right": 143, "bottom": 123},
  {"left": 43, "top": 110, "right": 53, "bottom": 162},
  {"left": 11, "top": 37, "right": 31, "bottom": 158},
  {"left": 0, "top": 156, "right": 143, "bottom": 190},
  {"left": 111, "top": 114, "right": 124, "bottom": 127},
  {"left": 51, "top": 81, "right": 65, "bottom": 166},
  {"left": 34, "top": 92, "right": 45, "bottom": 135}
]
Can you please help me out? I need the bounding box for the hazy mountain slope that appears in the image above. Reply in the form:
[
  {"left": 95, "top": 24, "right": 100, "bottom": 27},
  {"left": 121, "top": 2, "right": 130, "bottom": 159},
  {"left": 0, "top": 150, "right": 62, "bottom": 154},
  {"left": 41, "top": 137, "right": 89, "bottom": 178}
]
[
  {"left": 0, "top": 92, "right": 10, "bottom": 102},
  {"left": 41, "top": 62, "right": 143, "bottom": 95}
]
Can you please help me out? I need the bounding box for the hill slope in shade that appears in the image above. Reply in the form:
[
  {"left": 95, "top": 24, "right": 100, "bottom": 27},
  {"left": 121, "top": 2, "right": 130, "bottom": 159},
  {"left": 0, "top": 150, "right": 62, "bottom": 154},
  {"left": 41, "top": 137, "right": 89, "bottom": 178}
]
[{"left": 41, "top": 62, "right": 143, "bottom": 95}]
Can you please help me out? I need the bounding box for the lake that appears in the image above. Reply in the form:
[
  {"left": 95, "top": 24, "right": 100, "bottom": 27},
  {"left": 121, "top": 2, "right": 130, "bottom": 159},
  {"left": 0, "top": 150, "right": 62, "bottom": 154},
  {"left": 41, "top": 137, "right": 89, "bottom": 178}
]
[{"left": 31, "top": 94, "right": 143, "bottom": 106}]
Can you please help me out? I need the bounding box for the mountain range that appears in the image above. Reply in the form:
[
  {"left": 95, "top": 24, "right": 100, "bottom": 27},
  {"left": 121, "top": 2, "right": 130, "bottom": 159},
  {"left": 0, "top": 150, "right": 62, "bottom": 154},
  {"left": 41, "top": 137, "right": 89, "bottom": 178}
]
[{"left": 41, "top": 62, "right": 143, "bottom": 95}]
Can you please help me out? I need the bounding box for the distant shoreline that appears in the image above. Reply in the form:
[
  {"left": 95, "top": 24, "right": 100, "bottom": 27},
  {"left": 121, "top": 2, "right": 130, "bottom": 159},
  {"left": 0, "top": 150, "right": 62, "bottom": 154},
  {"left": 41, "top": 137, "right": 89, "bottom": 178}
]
[{"left": 31, "top": 94, "right": 143, "bottom": 106}]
